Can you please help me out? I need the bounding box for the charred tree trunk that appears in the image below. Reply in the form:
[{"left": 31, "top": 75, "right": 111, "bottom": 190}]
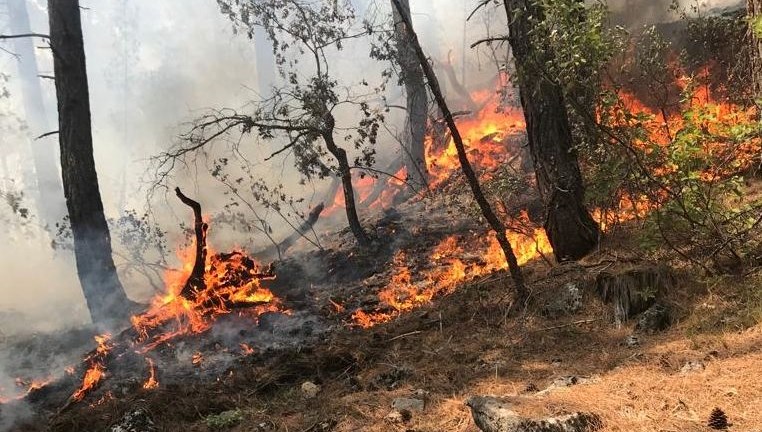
[
  {"left": 750, "top": 0, "right": 762, "bottom": 97},
  {"left": 322, "top": 114, "right": 370, "bottom": 246},
  {"left": 7, "top": 0, "right": 66, "bottom": 227},
  {"left": 48, "top": 0, "right": 132, "bottom": 326},
  {"left": 391, "top": 0, "right": 428, "bottom": 190},
  {"left": 175, "top": 188, "right": 208, "bottom": 299},
  {"left": 503, "top": 0, "right": 599, "bottom": 262},
  {"left": 391, "top": 0, "right": 526, "bottom": 299}
]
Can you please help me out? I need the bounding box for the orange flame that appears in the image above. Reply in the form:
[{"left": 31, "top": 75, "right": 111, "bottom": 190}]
[
  {"left": 71, "top": 333, "right": 112, "bottom": 401},
  {"left": 130, "top": 244, "right": 285, "bottom": 354},
  {"left": 142, "top": 358, "right": 159, "bottom": 390}
]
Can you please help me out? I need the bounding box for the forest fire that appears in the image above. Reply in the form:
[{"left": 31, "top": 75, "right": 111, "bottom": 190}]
[
  {"left": 352, "top": 211, "right": 553, "bottom": 327},
  {"left": 142, "top": 358, "right": 159, "bottom": 390},
  {"left": 61, "top": 192, "right": 291, "bottom": 404},
  {"left": 130, "top": 246, "right": 284, "bottom": 353},
  {"left": 71, "top": 334, "right": 112, "bottom": 402},
  {"left": 350, "top": 65, "right": 760, "bottom": 328},
  {"left": 0, "top": 378, "right": 50, "bottom": 405},
  {"left": 425, "top": 93, "right": 527, "bottom": 188}
]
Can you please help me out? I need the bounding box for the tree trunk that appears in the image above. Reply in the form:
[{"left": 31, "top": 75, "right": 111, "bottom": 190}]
[
  {"left": 390, "top": 0, "right": 526, "bottom": 299},
  {"left": 7, "top": 0, "right": 66, "bottom": 227},
  {"left": 322, "top": 115, "right": 370, "bottom": 246},
  {"left": 391, "top": 0, "right": 428, "bottom": 190},
  {"left": 48, "top": 0, "right": 132, "bottom": 326},
  {"left": 750, "top": 0, "right": 762, "bottom": 97},
  {"left": 503, "top": 0, "right": 599, "bottom": 262}
]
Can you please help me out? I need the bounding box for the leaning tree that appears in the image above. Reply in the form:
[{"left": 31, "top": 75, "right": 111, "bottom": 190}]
[
  {"left": 48, "top": 0, "right": 133, "bottom": 326},
  {"left": 501, "top": 0, "right": 600, "bottom": 262},
  {"left": 390, "top": 0, "right": 428, "bottom": 190}
]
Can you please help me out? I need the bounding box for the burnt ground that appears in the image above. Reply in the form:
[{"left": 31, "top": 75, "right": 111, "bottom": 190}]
[{"left": 3, "top": 188, "right": 762, "bottom": 432}]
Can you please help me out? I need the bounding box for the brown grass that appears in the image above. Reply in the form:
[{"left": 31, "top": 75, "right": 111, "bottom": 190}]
[{"left": 44, "top": 245, "right": 762, "bottom": 432}]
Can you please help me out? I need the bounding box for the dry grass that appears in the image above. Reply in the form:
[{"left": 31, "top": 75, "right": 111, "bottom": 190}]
[{"left": 44, "top": 245, "right": 762, "bottom": 432}]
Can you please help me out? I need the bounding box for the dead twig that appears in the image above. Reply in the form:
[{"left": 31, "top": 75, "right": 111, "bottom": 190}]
[
  {"left": 388, "top": 330, "right": 423, "bottom": 342},
  {"left": 534, "top": 318, "right": 600, "bottom": 332}
]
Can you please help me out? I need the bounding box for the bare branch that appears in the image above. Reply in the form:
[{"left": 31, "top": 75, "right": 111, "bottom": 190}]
[{"left": 0, "top": 33, "right": 49, "bottom": 40}]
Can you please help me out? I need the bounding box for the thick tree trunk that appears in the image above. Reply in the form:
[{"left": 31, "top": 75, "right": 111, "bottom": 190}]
[
  {"left": 391, "top": 0, "right": 428, "bottom": 190},
  {"left": 503, "top": 0, "right": 599, "bottom": 262},
  {"left": 7, "top": 0, "right": 66, "bottom": 227},
  {"left": 48, "top": 0, "right": 132, "bottom": 326},
  {"left": 322, "top": 116, "right": 370, "bottom": 246},
  {"left": 750, "top": 0, "right": 762, "bottom": 96}
]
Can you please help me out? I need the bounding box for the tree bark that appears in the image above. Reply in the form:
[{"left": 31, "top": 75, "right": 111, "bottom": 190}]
[
  {"left": 391, "top": 0, "right": 428, "bottom": 190},
  {"left": 750, "top": 0, "right": 762, "bottom": 97},
  {"left": 7, "top": 0, "right": 66, "bottom": 227},
  {"left": 48, "top": 0, "right": 131, "bottom": 326},
  {"left": 322, "top": 114, "right": 370, "bottom": 246},
  {"left": 390, "top": 0, "right": 526, "bottom": 299},
  {"left": 503, "top": 0, "right": 599, "bottom": 262}
]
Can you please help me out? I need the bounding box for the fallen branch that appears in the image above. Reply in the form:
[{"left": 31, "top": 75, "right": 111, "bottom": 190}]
[
  {"left": 535, "top": 318, "right": 600, "bottom": 332},
  {"left": 388, "top": 330, "right": 422, "bottom": 342}
]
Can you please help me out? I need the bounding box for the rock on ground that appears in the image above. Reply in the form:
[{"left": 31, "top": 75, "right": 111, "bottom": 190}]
[
  {"left": 465, "top": 396, "right": 602, "bottom": 432},
  {"left": 635, "top": 303, "right": 671, "bottom": 333},
  {"left": 543, "top": 283, "right": 583, "bottom": 318},
  {"left": 110, "top": 408, "right": 157, "bottom": 432}
]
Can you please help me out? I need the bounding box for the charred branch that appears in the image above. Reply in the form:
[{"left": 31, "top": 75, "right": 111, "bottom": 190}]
[{"left": 175, "top": 187, "right": 208, "bottom": 299}]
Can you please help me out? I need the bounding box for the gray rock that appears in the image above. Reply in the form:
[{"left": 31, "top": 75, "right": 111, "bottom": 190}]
[
  {"left": 465, "top": 396, "right": 602, "bottom": 432},
  {"left": 635, "top": 303, "right": 671, "bottom": 333},
  {"left": 680, "top": 360, "right": 705, "bottom": 374},
  {"left": 110, "top": 408, "right": 157, "bottom": 432},
  {"left": 624, "top": 334, "right": 640, "bottom": 348},
  {"left": 385, "top": 409, "right": 412, "bottom": 423},
  {"left": 301, "top": 381, "right": 320, "bottom": 399},
  {"left": 392, "top": 397, "right": 425, "bottom": 412},
  {"left": 543, "top": 283, "right": 583, "bottom": 318}
]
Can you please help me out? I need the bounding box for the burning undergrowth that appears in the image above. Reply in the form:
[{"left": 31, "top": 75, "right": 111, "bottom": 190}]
[{"left": 0, "top": 189, "right": 327, "bottom": 421}]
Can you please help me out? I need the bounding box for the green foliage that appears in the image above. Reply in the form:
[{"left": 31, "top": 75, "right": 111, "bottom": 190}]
[
  {"left": 205, "top": 409, "right": 243, "bottom": 430},
  {"left": 532, "top": 0, "right": 627, "bottom": 104},
  {"left": 751, "top": 15, "right": 762, "bottom": 38}
]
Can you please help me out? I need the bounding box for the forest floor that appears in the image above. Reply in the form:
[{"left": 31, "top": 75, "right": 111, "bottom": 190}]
[{"left": 9, "top": 183, "right": 762, "bottom": 432}]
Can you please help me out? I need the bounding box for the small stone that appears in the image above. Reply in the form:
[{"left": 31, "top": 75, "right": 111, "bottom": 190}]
[
  {"left": 110, "top": 408, "right": 157, "bottom": 432},
  {"left": 635, "top": 303, "right": 671, "bottom": 333},
  {"left": 624, "top": 334, "right": 640, "bottom": 348},
  {"left": 680, "top": 360, "right": 705, "bottom": 374},
  {"left": 385, "top": 409, "right": 412, "bottom": 423},
  {"left": 392, "top": 397, "right": 425, "bottom": 412},
  {"left": 301, "top": 381, "right": 320, "bottom": 399},
  {"left": 552, "top": 375, "right": 580, "bottom": 387},
  {"left": 411, "top": 388, "right": 430, "bottom": 399},
  {"left": 542, "top": 282, "right": 583, "bottom": 318}
]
